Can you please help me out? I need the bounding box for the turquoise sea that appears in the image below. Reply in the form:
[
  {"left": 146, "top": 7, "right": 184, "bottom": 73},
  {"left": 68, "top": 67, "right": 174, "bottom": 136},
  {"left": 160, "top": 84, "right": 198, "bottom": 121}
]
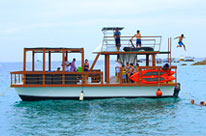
[{"left": 1, "top": 61, "right": 206, "bottom": 136}]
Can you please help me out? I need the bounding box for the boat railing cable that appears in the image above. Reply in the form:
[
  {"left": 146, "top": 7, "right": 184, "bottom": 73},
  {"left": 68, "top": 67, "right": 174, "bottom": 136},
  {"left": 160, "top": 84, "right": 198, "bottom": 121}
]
[
  {"left": 0, "top": 87, "right": 10, "bottom": 97},
  {"left": 101, "top": 35, "right": 162, "bottom": 52},
  {"left": 181, "top": 89, "right": 192, "bottom": 101}
]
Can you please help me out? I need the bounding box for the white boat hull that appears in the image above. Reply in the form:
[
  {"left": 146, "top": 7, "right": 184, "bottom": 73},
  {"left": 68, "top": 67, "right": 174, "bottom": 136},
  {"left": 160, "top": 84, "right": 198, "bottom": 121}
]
[{"left": 15, "top": 86, "right": 179, "bottom": 101}]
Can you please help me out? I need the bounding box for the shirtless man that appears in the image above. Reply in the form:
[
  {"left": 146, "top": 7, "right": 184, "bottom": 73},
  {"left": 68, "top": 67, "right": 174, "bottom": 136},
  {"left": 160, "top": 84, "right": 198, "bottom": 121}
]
[
  {"left": 174, "top": 34, "right": 186, "bottom": 51},
  {"left": 113, "top": 28, "right": 121, "bottom": 51},
  {"left": 130, "top": 30, "right": 142, "bottom": 48}
]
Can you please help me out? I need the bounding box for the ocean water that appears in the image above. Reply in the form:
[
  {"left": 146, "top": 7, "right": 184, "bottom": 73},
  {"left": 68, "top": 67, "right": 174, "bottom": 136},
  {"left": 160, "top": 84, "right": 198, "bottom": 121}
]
[{"left": 1, "top": 61, "right": 206, "bottom": 136}]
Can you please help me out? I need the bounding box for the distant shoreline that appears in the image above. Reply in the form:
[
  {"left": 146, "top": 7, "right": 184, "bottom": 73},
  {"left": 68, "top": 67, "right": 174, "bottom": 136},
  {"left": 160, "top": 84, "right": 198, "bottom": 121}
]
[{"left": 192, "top": 59, "right": 206, "bottom": 65}]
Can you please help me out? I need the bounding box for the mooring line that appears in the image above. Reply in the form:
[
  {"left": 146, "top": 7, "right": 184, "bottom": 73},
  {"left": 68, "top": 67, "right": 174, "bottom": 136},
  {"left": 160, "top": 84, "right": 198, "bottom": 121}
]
[
  {"left": 181, "top": 90, "right": 191, "bottom": 100},
  {"left": 0, "top": 87, "right": 10, "bottom": 96}
]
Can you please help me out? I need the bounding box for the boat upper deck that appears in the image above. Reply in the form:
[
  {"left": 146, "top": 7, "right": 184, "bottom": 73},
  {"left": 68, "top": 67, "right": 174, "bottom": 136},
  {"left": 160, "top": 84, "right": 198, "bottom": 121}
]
[{"left": 94, "top": 51, "right": 170, "bottom": 55}]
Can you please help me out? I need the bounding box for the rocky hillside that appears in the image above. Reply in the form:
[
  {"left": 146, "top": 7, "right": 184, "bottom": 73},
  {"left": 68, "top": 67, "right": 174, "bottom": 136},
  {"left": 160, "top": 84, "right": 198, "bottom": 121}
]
[{"left": 192, "top": 59, "right": 206, "bottom": 65}]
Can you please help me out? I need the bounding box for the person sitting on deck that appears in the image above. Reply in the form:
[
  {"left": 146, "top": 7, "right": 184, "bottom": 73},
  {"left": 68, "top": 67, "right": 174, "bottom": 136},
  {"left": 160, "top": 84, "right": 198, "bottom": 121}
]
[
  {"left": 62, "top": 56, "right": 71, "bottom": 71},
  {"left": 56, "top": 67, "right": 60, "bottom": 72},
  {"left": 130, "top": 30, "right": 142, "bottom": 48},
  {"left": 115, "top": 59, "right": 122, "bottom": 82},
  {"left": 84, "top": 59, "right": 89, "bottom": 72},
  {"left": 162, "top": 63, "right": 170, "bottom": 71},
  {"left": 113, "top": 28, "right": 121, "bottom": 51},
  {"left": 70, "top": 58, "right": 77, "bottom": 72},
  {"left": 122, "top": 64, "right": 127, "bottom": 83},
  {"left": 174, "top": 34, "right": 186, "bottom": 51}
]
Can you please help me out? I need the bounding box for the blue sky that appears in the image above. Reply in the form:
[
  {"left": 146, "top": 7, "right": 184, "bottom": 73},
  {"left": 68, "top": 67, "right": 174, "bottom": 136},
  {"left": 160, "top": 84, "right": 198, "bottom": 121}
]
[{"left": 0, "top": 0, "right": 206, "bottom": 62}]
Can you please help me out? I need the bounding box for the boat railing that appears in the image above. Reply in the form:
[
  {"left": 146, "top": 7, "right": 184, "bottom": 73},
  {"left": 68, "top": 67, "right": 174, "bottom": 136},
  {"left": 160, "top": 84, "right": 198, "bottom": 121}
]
[
  {"left": 10, "top": 71, "right": 104, "bottom": 86},
  {"left": 11, "top": 66, "right": 177, "bottom": 87},
  {"left": 101, "top": 36, "right": 162, "bottom": 52},
  {"left": 119, "top": 66, "right": 177, "bottom": 84}
]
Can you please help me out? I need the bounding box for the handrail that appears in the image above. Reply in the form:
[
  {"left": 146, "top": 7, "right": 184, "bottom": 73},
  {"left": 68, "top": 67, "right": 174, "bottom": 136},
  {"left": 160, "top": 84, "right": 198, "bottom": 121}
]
[
  {"left": 11, "top": 71, "right": 104, "bottom": 86},
  {"left": 104, "top": 36, "right": 162, "bottom": 38},
  {"left": 11, "top": 65, "right": 177, "bottom": 86},
  {"left": 11, "top": 71, "right": 103, "bottom": 75},
  {"left": 101, "top": 35, "right": 162, "bottom": 52}
]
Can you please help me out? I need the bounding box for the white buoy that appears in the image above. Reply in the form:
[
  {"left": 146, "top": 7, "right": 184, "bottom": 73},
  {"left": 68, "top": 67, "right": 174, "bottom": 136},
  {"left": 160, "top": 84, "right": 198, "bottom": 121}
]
[{"left": 79, "top": 91, "right": 84, "bottom": 101}]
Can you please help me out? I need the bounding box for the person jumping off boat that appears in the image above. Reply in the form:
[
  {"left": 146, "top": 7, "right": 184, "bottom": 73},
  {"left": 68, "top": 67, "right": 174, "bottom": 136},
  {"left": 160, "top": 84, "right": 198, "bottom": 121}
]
[
  {"left": 174, "top": 34, "right": 186, "bottom": 51},
  {"left": 130, "top": 30, "right": 142, "bottom": 48},
  {"left": 113, "top": 28, "right": 121, "bottom": 51}
]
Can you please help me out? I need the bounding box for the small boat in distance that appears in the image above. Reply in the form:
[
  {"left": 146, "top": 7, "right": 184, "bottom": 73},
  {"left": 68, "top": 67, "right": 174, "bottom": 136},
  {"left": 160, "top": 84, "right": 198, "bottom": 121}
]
[
  {"left": 179, "top": 56, "right": 184, "bottom": 61},
  {"left": 184, "top": 56, "right": 195, "bottom": 62},
  {"left": 10, "top": 27, "right": 181, "bottom": 101}
]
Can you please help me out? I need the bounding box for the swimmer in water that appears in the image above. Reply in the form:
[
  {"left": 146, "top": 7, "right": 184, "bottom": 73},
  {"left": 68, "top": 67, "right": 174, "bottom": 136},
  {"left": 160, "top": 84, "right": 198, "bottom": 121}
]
[
  {"left": 200, "top": 101, "right": 206, "bottom": 106},
  {"left": 191, "top": 99, "right": 206, "bottom": 106},
  {"left": 191, "top": 99, "right": 195, "bottom": 104}
]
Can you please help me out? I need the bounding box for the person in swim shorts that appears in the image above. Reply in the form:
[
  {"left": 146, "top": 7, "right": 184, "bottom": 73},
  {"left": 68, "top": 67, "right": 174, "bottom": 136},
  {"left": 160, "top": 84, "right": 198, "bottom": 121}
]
[
  {"left": 130, "top": 30, "right": 142, "bottom": 48},
  {"left": 174, "top": 34, "right": 186, "bottom": 51},
  {"left": 113, "top": 28, "right": 121, "bottom": 51}
]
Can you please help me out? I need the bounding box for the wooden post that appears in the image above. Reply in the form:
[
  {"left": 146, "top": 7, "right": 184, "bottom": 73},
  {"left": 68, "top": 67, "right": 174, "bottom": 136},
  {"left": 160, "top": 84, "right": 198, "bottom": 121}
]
[
  {"left": 146, "top": 54, "right": 149, "bottom": 66},
  {"left": 11, "top": 74, "right": 12, "bottom": 85},
  {"left": 43, "top": 48, "right": 45, "bottom": 85},
  {"left": 81, "top": 48, "right": 84, "bottom": 71},
  {"left": 32, "top": 51, "right": 35, "bottom": 71},
  {"left": 43, "top": 49, "right": 45, "bottom": 72},
  {"left": 18, "top": 74, "right": 20, "bottom": 83},
  {"left": 23, "top": 49, "right": 26, "bottom": 71},
  {"left": 23, "top": 49, "right": 27, "bottom": 85},
  {"left": 90, "top": 53, "right": 100, "bottom": 71},
  {"left": 152, "top": 54, "right": 156, "bottom": 66},
  {"left": 101, "top": 72, "right": 103, "bottom": 85},
  {"left": 14, "top": 74, "right": 16, "bottom": 84},
  {"left": 48, "top": 51, "right": 51, "bottom": 71},
  {"left": 158, "top": 68, "right": 160, "bottom": 84},
  {"left": 168, "top": 38, "right": 170, "bottom": 63},
  {"left": 62, "top": 48, "right": 65, "bottom": 85},
  {"left": 119, "top": 67, "right": 122, "bottom": 84},
  {"left": 66, "top": 51, "right": 68, "bottom": 61},
  {"left": 170, "top": 37, "right": 172, "bottom": 66},
  {"left": 139, "top": 68, "right": 141, "bottom": 84},
  {"left": 105, "top": 55, "right": 110, "bottom": 83},
  {"left": 62, "top": 48, "right": 65, "bottom": 72}
]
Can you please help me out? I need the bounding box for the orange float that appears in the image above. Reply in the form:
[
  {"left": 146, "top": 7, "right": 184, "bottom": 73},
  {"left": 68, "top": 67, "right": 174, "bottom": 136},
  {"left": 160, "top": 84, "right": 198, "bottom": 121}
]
[{"left": 156, "top": 89, "right": 162, "bottom": 97}]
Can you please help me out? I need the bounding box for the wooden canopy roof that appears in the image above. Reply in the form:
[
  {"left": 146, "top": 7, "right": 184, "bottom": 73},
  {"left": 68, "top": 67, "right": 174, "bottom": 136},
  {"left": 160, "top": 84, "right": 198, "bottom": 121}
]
[
  {"left": 24, "top": 48, "right": 83, "bottom": 53},
  {"left": 101, "top": 27, "right": 124, "bottom": 31}
]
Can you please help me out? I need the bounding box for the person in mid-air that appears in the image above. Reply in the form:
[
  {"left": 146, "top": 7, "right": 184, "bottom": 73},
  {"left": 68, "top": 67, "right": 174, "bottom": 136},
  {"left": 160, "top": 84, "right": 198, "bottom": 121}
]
[
  {"left": 130, "top": 30, "right": 142, "bottom": 48},
  {"left": 174, "top": 34, "right": 186, "bottom": 51}
]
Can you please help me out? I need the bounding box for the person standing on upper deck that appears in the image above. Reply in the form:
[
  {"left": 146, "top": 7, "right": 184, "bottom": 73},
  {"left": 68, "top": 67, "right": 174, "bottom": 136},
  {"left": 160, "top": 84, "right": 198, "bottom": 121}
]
[
  {"left": 130, "top": 30, "right": 142, "bottom": 48},
  {"left": 113, "top": 28, "right": 121, "bottom": 51}
]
